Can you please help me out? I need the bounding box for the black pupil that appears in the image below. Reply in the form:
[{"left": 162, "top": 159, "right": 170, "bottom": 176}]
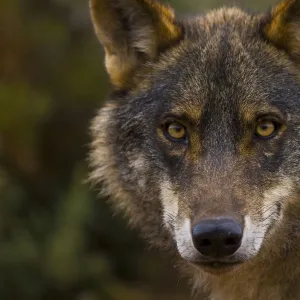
[
  {"left": 260, "top": 122, "right": 272, "bottom": 131},
  {"left": 173, "top": 125, "right": 182, "bottom": 132}
]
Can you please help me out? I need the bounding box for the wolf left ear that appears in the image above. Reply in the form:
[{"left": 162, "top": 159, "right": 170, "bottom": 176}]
[
  {"left": 90, "top": 0, "right": 182, "bottom": 89},
  {"left": 265, "top": 0, "right": 300, "bottom": 61}
]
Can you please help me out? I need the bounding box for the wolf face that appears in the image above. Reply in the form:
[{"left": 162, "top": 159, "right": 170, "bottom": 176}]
[{"left": 89, "top": 0, "right": 300, "bottom": 280}]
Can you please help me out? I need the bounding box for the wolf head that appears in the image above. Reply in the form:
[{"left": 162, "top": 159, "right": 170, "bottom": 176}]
[{"left": 90, "top": 0, "right": 300, "bottom": 276}]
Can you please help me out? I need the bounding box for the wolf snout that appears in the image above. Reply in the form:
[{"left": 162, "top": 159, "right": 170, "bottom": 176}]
[{"left": 191, "top": 218, "right": 243, "bottom": 258}]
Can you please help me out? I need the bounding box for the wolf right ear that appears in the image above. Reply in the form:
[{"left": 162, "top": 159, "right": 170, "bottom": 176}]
[
  {"left": 265, "top": 0, "right": 300, "bottom": 61},
  {"left": 90, "top": 0, "right": 182, "bottom": 89}
]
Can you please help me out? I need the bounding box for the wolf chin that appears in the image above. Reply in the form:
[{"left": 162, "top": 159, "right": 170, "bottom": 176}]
[{"left": 89, "top": 0, "right": 300, "bottom": 299}]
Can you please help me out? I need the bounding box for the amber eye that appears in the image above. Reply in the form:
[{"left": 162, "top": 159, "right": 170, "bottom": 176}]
[
  {"left": 165, "top": 122, "right": 187, "bottom": 141},
  {"left": 255, "top": 119, "right": 279, "bottom": 138}
]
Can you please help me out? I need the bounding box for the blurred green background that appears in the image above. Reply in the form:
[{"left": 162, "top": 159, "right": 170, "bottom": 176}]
[{"left": 0, "top": 0, "right": 274, "bottom": 299}]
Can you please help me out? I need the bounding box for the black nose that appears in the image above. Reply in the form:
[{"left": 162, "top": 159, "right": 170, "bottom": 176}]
[{"left": 191, "top": 218, "right": 243, "bottom": 258}]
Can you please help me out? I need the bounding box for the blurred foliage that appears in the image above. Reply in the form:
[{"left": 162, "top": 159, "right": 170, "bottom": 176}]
[{"left": 0, "top": 0, "right": 274, "bottom": 299}]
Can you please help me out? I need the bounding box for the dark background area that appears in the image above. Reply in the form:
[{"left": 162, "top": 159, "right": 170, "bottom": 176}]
[{"left": 0, "top": 0, "right": 274, "bottom": 299}]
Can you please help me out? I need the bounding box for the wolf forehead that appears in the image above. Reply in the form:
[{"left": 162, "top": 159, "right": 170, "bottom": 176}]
[{"left": 119, "top": 9, "right": 299, "bottom": 119}]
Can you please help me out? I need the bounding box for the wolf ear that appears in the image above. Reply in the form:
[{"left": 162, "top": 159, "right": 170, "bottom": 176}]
[
  {"left": 89, "top": 0, "right": 182, "bottom": 88},
  {"left": 265, "top": 0, "right": 300, "bottom": 61}
]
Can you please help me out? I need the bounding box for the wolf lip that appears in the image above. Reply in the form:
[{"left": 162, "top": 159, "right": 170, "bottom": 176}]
[{"left": 194, "top": 260, "right": 243, "bottom": 270}]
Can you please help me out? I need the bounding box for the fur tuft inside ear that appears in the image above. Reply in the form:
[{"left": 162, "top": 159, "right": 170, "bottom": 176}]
[
  {"left": 89, "top": 0, "right": 182, "bottom": 88},
  {"left": 265, "top": 0, "right": 300, "bottom": 60}
]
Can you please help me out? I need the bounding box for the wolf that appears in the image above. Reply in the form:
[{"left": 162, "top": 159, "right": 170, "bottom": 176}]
[{"left": 89, "top": 0, "right": 300, "bottom": 299}]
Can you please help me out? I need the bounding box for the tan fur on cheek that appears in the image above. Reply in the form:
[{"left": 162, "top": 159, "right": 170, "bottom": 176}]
[
  {"left": 90, "top": 105, "right": 174, "bottom": 250},
  {"left": 175, "top": 218, "right": 198, "bottom": 261},
  {"left": 160, "top": 180, "right": 179, "bottom": 231},
  {"left": 262, "top": 178, "right": 293, "bottom": 222},
  {"left": 89, "top": 105, "right": 131, "bottom": 208},
  {"left": 239, "top": 215, "right": 263, "bottom": 256},
  {"left": 238, "top": 179, "right": 294, "bottom": 258},
  {"left": 130, "top": 154, "right": 147, "bottom": 190},
  {"left": 160, "top": 182, "right": 200, "bottom": 261}
]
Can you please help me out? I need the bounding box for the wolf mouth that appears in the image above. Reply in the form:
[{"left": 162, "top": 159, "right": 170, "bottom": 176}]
[{"left": 193, "top": 260, "right": 244, "bottom": 271}]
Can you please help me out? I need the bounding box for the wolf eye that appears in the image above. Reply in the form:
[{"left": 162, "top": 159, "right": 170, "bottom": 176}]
[
  {"left": 165, "top": 122, "right": 187, "bottom": 142},
  {"left": 255, "top": 119, "right": 279, "bottom": 138}
]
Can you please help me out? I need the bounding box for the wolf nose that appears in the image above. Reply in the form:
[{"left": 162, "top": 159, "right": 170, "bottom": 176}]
[{"left": 191, "top": 218, "right": 243, "bottom": 258}]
